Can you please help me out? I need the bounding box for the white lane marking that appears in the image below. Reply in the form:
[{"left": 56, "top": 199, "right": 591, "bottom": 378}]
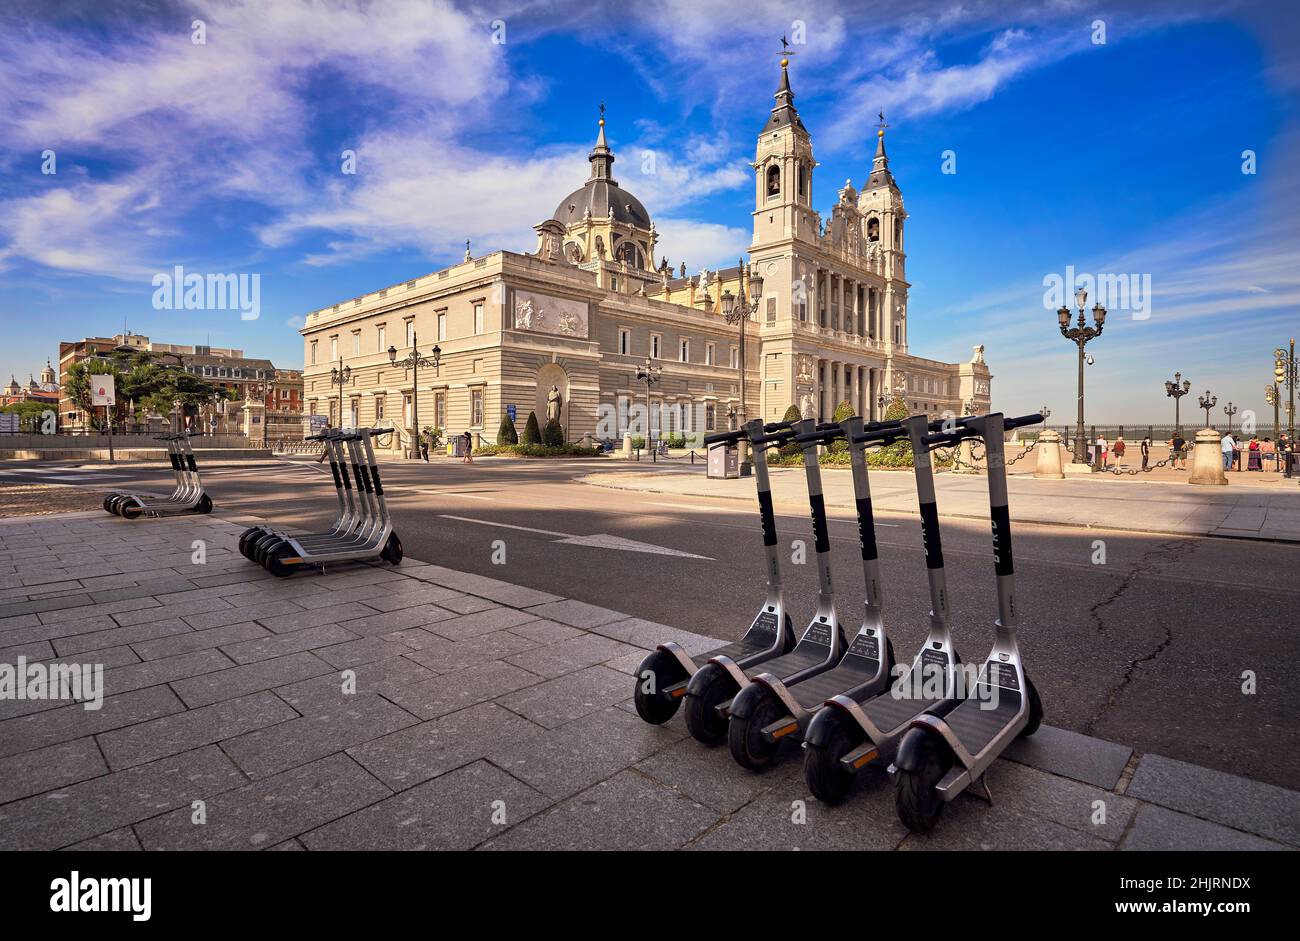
[
  {"left": 414, "top": 490, "right": 493, "bottom": 501},
  {"left": 439, "top": 514, "right": 712, "bottom": 559}
]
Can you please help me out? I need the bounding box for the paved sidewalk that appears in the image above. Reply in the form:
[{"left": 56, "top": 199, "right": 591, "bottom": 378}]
[
  {"left": 0, "top": 511, "right": 1295, "bottom": 851},
  {"left": 583, "top": 466, "right": 1300, "bottom": 543}
]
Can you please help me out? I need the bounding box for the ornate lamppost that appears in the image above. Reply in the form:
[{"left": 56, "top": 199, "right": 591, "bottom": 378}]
[
  {"left": 721, "top": 260, "right": 758, "bottom": 474},
  {"left": 634, "top": 356, "right": 661, "bottom": 451},
  {"left": 1276, "top": 340, "right": 1297, "bottom": 439},
  {"left": 1057, "top": 286, "right": 1106, "bottom": 464},
  {"left": 1265, "top": 383, "right": 1280, "bottom": 438},
  {"left": 328, "top": 359, "right": 352, "bottom": 432},
  {"left": 1223, "top": 401, "right": 1238, "bottom": 435},
  {"left": 387, "top": 337, "right": 440, "bottom": 459},
  {"left": 1198, "top": 389, "right": 1217, "bottom": 428},
  {"left": 1164, "top": 372, "right": 1191, "bottom": 432}
]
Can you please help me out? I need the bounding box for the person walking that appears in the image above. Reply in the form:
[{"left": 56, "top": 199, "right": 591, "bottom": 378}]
[
  {"left": 1113, "top": 435, "right": 1126, "bottom": 469},
  {"left": 420, "top": 434, "right": 430, "bottom": 462},
  {"left": 1262, "top": 437, "right": 1276, "bottom": 471},
  {"left": 1280, "top": 433, "right": 1292, "bottom": 477},
  {"left": 461, "top": 430, "right": 474, "bottom": 464},
  {"left": 1247, "top": 435, "right": 1262, "bottom": 471},
  {"left": 1095, "top": 433, "right": 1108, "bottom": 469},
  {"left": 1221, "top": 431, "right": 1236, "bottom": 472},
  {"left": 1170, "top": 431, "right": 1187, "bottom": 470},
  {"left": 1140, "top": 434, "right": 1151, "bottom": 471}
]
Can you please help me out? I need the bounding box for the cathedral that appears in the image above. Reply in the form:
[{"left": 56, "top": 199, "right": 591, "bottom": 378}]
[{"left": 299, "top": 59, "right": 991, "bottom": 450}]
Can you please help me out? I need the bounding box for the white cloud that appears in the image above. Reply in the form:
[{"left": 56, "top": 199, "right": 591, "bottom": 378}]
[{"left": 652, "top": 219, "right": 751, "bottom": 272}]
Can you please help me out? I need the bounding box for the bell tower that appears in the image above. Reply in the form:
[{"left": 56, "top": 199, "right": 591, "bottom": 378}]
[
  {"left": 858, "top": 114, "right": 909, "bottom": 350},
  {"left": 751, "top": 52, "right": 817, "bottom": 248}
]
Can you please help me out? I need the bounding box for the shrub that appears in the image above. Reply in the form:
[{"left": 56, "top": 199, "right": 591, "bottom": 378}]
[
  {"left": 474, "top": 443, "right": 602, "bottom": 458},
  {"left": 630, "top": 435, "right": 646, "bottom": 450},
  {"left": 778, "top": 404, "right": 804, "bottom": 456},
  {"left": 542, "top": 418, "right": 564, "bottom": 446},
  {"left": 521, "top": 410, "right": 541, "bottom": 445},
  {"left": 497, "top": 413, "right": 518, "bottom": 446},
  {"left": 873, "top": 397, "right": 913, "bottom": 466},
  {"left": 829, "top": 399, "right": 855, "bottom": 452}
]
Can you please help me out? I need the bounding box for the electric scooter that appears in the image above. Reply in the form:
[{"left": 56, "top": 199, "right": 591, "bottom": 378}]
[
  {"left": 104, "top": 433, "right": 213, "bottom": 518},
  {"left": 891, "top": 413, "right": 1045, "bottom": 832},
  {"left": 800, "top": 413, "right": 968, "bottom": 804},
  {"left": 685, "top": 420, "right": 857, "bottom": 745},
  {"left": 633, "top": 418, "right": 800, "bottom": 726},
  {"left": 726, "top": 416, "right": 899, "bottom": 770}
]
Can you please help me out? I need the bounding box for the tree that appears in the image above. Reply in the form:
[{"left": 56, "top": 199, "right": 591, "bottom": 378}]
[
  {"left": 829, "top": 399, "right": 855, "bottom": 451},
  {"left": 63, "top": 359, "right": 124, "bottom": 430},
  {"left": 497, "top": 412, "right": 519, "bottom": 445},
  {"left": 542, "top": 418, "right": 565, "bottom": 446},
  {"left": 871, "top": 396, "right": 913, "bottom": 466},
  {"left": 782, "top": 404, "right": 802, "bottom": 423},
  {"left": 779, "top": 404, "right": 803, "bottom": 456},
  {"left": 521, "top": 410, "right": 541, "bottom": 445}
]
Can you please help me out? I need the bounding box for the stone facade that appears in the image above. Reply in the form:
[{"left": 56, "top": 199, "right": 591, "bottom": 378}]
[{"left": 299, "top": 62, "right": 990, "bottom": 451}]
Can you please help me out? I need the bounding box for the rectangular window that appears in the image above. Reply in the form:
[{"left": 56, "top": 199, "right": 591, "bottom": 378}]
[
  {"left": 705, "top": 403, "right": 716, "bottom": 432},
  {"left": 767, "top": 297, "right": 777, "bottom": 323},
  {"left": 679, "top": 339, "right": 689, "bottom": 363},
  {"left": 349, "top": 398, "right": 359, "bottom": 429},
  {"left": 434, "top": 392, "right": 446, "bottom": 431},
  {"left": 330, "top": 337, "right": 338, "bottom": 361},
  {"left": 351, "top": 332, "right": 360, "bottom": 356},
  {"left": 473, "top": 302, "right": 484, "bottom": 335},
  {"left": 617, "top": 395, "right": 630, "bottom": 433},
  {"left": 437, "top": 312, "right": 447, "bottom": 341},
  {"left": 618, "top": 328, "right": 630, "bottom": 355},
  {"left": 705, "top": 343, "right": 715, "bottom": 366},
  {"left": 405, "top": 320, "right": 414, "bottom": 348},
  {"left": 729, "top": 346, "right": 738, "bottom": 369},
  {"left": 375, "top": 397, "right": 385, "bottom": 421},
  {"left": 651, "top": 334, "right": 661, "bottom": 359},
  {"left": 470, "top": 388, "right": 484, "bottom": 426},
  {"left": 403, "top": 395, "right": 412, "bottom": 430},
  {"left": 377, "top": 324, "right": 386, "bottom": 351}
]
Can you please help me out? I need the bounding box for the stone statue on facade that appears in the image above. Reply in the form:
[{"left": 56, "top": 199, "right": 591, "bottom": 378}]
[{"left": 546, "top": 385, "right": 562, "bottom": 422}]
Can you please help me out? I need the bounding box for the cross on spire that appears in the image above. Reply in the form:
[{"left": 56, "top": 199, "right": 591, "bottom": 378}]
[
  {"left": 779, "top": 35, "right": 796, "bottom": 58},
  {"left": 876, "top": 111, "right": 889, "bottom": 132}
]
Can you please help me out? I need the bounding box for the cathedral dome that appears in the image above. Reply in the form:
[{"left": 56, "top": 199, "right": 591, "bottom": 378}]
[{"left": 553, "top": 180, "right": 651, "bottom": 229}]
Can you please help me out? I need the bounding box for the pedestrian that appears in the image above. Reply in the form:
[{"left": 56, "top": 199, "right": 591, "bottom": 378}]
[
  {"left": 1170, "top": 432, "right": 1186, "bottom": 470},
  {"left": 1113, "top": 435, "right": 1126, "bottom": 468},
  {"left": 420, "top": 435, "right": 430, "bottom": 462},
  {"left": 1247, "top": 435, "right": 1261, "bottom": 471},
  {"left": 1140, "top": 434, "right": 1151, "bottom": 471},
  {"left": 1262, "top": 437, "right": 1276, "bottom": 471},
  {"left": 1290, "top": 437, "right": 1300, "bottom": 479},
  {"left": 1221, "top": 431, "right": 1236, "bottom": 472},
  {"left": 1095, "top": 433, "right": 1108, "bottom": 469},
  {"left": 461, "top": 430, "right": 474, "bottom": 464}
]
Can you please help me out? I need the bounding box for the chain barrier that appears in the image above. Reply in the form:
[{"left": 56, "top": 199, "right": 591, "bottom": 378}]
[{"left": 1100, "top": 454, "right": 1174, "bottom": 475}]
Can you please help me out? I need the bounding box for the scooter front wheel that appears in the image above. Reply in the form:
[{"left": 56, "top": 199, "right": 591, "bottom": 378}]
[
  {"left": 632, "top": 650, "right": 686, "bottom": 725},
  {"left": 684, "top": 666, "right": 734, "bottom": 745},
  {"left": 1019, "top": 676, "right": 1043, "bottom": 738},
  {"left": 804, "top": 716, "right": 861, "bottom": 805},
  {"left": 728, "top": 689, "right": 784, "bottom": 771},
  {"left": 895, "top": 731, "right": 952, "bottom": 833}
]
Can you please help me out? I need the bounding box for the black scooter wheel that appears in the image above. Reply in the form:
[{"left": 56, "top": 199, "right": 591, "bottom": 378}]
[
  {"left": 632, "top": 650, "right": 686, "bottom": 725},
  {"left": 108, "top": 495, "right": 126, "bottom": 515},
  {"left": 266, "top": 544, "right": 297, "bottom": 578},
  {"left": 895, "top": 732, "right": 952, "bottom": 833},
  {"left": 1019, "top": 676, "right": 1043, "bottom": 738},
  {"left": 684, "top": 666, "right": 734, "bottom": 746},
  {"left": 804, "top": 716, "right": 862, "bottom": 805},
  {"left": 120, "top": 503, "right": 143, "bottom": 520},
  {"left": 254, "top": 534, "right": 283, "bottom": 567},
  {"left": 380, "top": 532, "right": 403, "bottom": 565},
  {"left": 196, "top": 494, "right": 213, "bottom": 514},
  {"left": 102, "top": 496, "right": 115, "bottom": 514},
  {"left": 728, "top": 689, "right": 785, "bottom": 771},
  {"left": 238, "top": 527, "right": 261, "bottom": 558}
]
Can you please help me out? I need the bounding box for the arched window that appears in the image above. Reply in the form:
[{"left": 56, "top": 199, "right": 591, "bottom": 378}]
[
  {"left": 866, "top": 216, "right": 880, "bottom": 242},
  {"left": 894, "top": 217, "right": 903, "bottom": 249},
  {"left": 617, "top": 241, "right": 643, "bottom": 269},
  {"left": 766, "top": 164, "right": 781, "bottom": 197}
]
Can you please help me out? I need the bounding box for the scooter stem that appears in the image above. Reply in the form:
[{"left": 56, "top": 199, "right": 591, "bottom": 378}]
[
  {"left": 843, "top": 417, "right": 883, "bottom": 613},
  {"left": 746, "top": 419, "right": 784, "bottom": 594},
  {"left": 978, "top": 415, "right": 1017, "bottom": 632},
  {"left": 903, "top": 415, "right": 952, "bottom": 639},
  {"left": 797, "top": 420, "right": 834, "bottom": 606}
]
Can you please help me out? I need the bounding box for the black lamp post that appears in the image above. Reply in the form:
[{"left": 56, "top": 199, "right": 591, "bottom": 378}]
[
  {"left": 1223, "top": 401, "right": 1238, "bottom": 434},
  {"left": 721, "top": 259, "right": 758, "bottom": 474},
  {"left": 328, "top": 358, "right": 352, "bottom": 431},
  {"left": 1163, "top": 372, "right": 1191, "bottom": 431},
  {"left": 1276, "top": 339, "right": 1297, "bottom": 439},
  {"left": 1057, "top": 286, "right": 1106, "bottom": 464},
  {"left": 1197, "top": 389, "right": 1216, "bottom": 428},
  {"left": 634, "top": 357, "right": 661, "bottom": 450},
  {"left": 388, "top": 335, "right": 441, "bottom": 460},
  {"left": 1265, "top": 383, "right": 1280, "bottom": 438}
]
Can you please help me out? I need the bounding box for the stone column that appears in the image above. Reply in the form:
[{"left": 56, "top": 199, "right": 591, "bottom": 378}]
[
  {"left": 1034, "top": 428, "right": 1065, "bottom": 478},
  {"left": 1189, "top": 428, "right": 1229, "bottom": 485},
  {"left": 819, "top": 360, "right": 829, "bottom": 421}
]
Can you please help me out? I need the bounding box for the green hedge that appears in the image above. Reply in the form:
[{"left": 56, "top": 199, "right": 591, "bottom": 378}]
[{"left": 473, "top": 443, "right": 603, "bottom": 458}]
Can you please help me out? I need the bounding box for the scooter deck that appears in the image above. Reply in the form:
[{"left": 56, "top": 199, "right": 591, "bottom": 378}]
[
  {"left": 941, "top": 683, "right": 1021, "bottom": 753},
  {"left": 744, "top": 644, "right": 827, "bottom": 682},
  {"left": 789, "top": 656, "right": 880, "bottom": 709},
  {"left": 861, "top": 684, "right": 951, "bottom": 736},
  {"left": 693, "top": 635, "right": 771, "bottom": 669}
]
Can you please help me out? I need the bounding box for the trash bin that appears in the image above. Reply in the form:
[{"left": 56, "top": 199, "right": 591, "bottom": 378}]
[{"left": 707, "top": 443, "right": 740, "bottom": 479}]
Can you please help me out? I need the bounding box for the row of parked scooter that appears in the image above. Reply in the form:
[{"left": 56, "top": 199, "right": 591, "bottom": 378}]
[
  {"left": 632, "top": 411, "right": 1043, "bottom": 832},
  {"left": 102, "top": 433, "right": 213, "bottom": 519}
]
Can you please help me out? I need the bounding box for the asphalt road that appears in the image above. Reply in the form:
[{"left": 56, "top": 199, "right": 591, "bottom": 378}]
[{"left": 6, "top": 456, "right": 1298, "bottom": 791}]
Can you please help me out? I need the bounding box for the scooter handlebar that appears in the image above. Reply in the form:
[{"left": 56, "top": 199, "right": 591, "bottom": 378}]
[
  {"left": 1004, "top": 413, "right": 1044, "bottom": 430},
  {"left": 752, "top": 428, "right": 798, "bottom": 447},
  {"left": 703, "top": 429, "right": 747, "bottom": 447}
]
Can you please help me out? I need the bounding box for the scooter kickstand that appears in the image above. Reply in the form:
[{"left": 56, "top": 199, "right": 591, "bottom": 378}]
[{"left": 972, "top": 774, "right": 993, "bottom": 805}]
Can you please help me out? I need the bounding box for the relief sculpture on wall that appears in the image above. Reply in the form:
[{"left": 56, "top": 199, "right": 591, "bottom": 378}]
[{"left": 512, "top": 290, "right": 589, "bottom": 338}]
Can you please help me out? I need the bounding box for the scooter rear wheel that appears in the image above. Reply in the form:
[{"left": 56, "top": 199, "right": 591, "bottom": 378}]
[
  {"left": 238, "top": 527, "right": 262, "bottom": 558},
  {"left": 684, "top": 666, "right": 734, "bottom": 745},
  {"left": 119, "top": 502, "right": 143, "bottom": 520},
  {"left": 380, "top": 532, "right": 403, "bottom": 565},
  {"left": 102, "top": 496, "right": 115, "bottom": 514},
  {"left": 632, "top": 650, "right": 686, "bottom": 725},
  {"left": 196, "top": 494, "right": 213, "bottom": 514},
  {"left": 895, "top": 732, "right": 952, "bottom": 833},
  {"left": 728, "top": 689, "right": 784, "bottom": 771},
  {"left": 1019, "top": 676, "right": 1043, "bottom": 738},
  {"left": 266, "top": 544, "right": 297, "bottom": 578},
  {"left": 804, "top": 716, "right": 861, "bottom": 805}
]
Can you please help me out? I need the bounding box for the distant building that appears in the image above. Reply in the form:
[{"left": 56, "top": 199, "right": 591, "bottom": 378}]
[
  {"left": 2, "top": 359, "right": 60, "bottom": 408},
  {"left": 56, "top": 332, "right": 302, "bottom": 434}
]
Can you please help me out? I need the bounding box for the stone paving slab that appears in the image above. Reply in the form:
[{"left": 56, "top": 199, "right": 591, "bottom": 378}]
[{"left": 0, "top": 510, "right": 1295, "bottom": 851}]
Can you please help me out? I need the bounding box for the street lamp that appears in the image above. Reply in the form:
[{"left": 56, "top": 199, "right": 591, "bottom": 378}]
[
  {"left": 634, "top": 357, "right": 661, "bottom": 450},
  {"left": 1223, "top": 401, "right": 1238, "bottom": 434},
  {"left": 1057, "top": 286, "right": 1106, "bottom": 465},
  {"left": 1197, "top": 389, "right": 1217, "bottom": 428},
  {"left": 1276, "top": 340, "right": 1298, "bottom": 439},
  {"left": 387, "top": 336, "right": 441, "bottom": 460},
  {"left": 328, "top": 359, "right": 352, "bottom": 431},
  {"left": 1165, "top": 372, "right": 1191, "bottom": 432},
  {"left": 1265, "top": 383, "right": 1280, "bottom": 438},
  {"left": 721, "top": 259, "right": 758, "bottom": 474}
]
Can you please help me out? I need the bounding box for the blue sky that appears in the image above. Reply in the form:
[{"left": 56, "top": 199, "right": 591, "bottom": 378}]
[{"left": 0, "top": 0, "right": 1296, "bottom": 423}]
